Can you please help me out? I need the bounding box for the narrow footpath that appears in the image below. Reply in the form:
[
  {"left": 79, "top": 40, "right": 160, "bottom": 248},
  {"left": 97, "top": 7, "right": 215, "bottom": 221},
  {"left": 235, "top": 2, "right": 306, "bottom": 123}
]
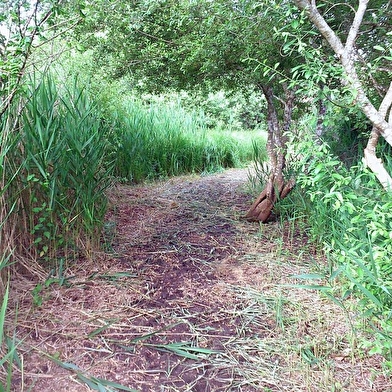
[{"left": 9, "top": 169, "right": 390, "bottom": 391}]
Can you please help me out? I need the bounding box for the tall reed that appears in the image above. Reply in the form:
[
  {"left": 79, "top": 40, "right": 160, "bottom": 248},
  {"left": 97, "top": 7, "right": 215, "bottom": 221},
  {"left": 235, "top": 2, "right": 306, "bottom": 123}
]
[
  {"left": 110, "top": 99, "right": 260, "bottom": 182},
  {"left": 1, "top": 74, "right": 113, "bottom": 264},
  {"left": 0, "top": 104, "right": 21, "bottom": 392}
]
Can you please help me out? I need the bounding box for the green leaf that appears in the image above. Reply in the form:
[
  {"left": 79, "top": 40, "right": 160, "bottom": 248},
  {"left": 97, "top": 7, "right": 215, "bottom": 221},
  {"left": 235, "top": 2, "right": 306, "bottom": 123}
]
[
  {"left": 344, "top": 270, "right": 382, "bottom": 308},
  {"left": 52, "top": 359, "right": 138, "bottom": 391},
  {"left": 93, "top": 377, "right": 139, "bottom": 391},
  {"left": 0, "top": 285, "right": 9, "bottom": 346},
  {"left": 151, "top": 342, "right": 220, "bottom": 360},
  {"left": 291, "top": 20, "right": 299, "bottom": 29},
  {"left": 284, "top": 284, "right": 332, "bottom": 292},
  {"left": 291, "top": 273, "right": 326, "bottom": 280},
  {"left": 88, "top": 319, "right": 117, "bottom": 338}
]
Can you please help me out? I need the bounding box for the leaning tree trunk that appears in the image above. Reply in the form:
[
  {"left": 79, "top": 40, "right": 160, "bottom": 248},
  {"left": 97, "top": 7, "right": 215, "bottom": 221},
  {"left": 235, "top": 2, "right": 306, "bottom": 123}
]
[
  {"left": 295, "top": 0, "right": 392, "bottom": 192},
  {"left": 246, "top": 85, "right": 296, "bottom": 222}
]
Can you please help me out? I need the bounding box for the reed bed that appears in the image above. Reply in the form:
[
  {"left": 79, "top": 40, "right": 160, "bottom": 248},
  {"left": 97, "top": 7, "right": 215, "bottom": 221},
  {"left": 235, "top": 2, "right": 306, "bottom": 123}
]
[
  {"left": 110, "top": 99, "right": 261, "bottom": 182},
  {"left": 1, "top": 76, "right": 112, "bottom": 265},
  {"left": 0, "top": 72, "right": 265, "bottom": 389}
]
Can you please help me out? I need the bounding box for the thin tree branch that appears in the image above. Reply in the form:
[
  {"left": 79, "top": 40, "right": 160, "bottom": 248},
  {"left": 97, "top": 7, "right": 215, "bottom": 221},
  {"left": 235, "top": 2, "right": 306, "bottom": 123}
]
[
  {"left": 344, "top": 0, "right": 369, "bottom": 54},
  {"left": 294, "top": 0, "right": 392, "bottom": 144}
]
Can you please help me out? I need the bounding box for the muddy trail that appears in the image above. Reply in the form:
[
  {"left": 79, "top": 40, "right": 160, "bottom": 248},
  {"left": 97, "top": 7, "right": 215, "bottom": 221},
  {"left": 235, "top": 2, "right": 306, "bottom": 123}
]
[{"left": 5, "top": 168, "right": 390, "bottom": 391}]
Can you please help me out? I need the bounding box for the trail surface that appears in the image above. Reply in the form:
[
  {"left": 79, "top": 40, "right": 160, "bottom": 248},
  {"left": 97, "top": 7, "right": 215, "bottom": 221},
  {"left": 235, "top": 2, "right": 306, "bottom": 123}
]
[{"left": 7, "top": 168, "right": 390, "bottom": 391}]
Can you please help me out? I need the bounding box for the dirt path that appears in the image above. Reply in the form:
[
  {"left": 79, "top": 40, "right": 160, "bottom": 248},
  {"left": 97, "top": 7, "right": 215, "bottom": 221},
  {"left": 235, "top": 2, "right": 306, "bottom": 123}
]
[{"left": 6, "top": 168, "right": 391, "bottom": 391}]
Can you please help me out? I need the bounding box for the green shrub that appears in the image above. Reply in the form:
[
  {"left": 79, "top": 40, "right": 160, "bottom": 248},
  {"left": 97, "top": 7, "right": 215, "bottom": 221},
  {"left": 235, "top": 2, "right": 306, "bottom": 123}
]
[{"left": 283, "top": 137, "right": 392, "bottom": 368}]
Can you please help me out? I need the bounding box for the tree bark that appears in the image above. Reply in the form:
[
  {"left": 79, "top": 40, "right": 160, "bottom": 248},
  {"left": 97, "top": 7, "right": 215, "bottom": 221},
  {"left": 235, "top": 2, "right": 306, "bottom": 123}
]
[
  {"left": 294, "top": 0, "right": 392, "bottom": 191},
  {"left": 246, "top": 85, "right": 296, "bottom": 222},
  {"left": 363, "top": 82, "right": 392, "bottom": 190}
]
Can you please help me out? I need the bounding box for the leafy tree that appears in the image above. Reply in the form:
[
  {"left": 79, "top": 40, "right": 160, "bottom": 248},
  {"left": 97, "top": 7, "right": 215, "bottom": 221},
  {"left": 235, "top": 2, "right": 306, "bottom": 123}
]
[
  {"left": 293, "top": 0, "right": 392, "bottom": 190},
  {"left": 70, "top": 0, "right": 312, "bottom": 221},
  {"left": 0, "top": 0, "right": 80, "bottom": 117}
]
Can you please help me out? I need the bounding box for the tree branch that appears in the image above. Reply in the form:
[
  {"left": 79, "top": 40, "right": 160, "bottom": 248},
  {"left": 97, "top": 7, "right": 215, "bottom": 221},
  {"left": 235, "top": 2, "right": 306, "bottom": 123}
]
[
  {"left": 294, "top": 0, "right": 392, "bottom": 145},
  {"left": 344, "top": 0, "right": 369, "bottom": 55},
  {"left": 294, "top": 0, "right": 345, "bottom": 56}
]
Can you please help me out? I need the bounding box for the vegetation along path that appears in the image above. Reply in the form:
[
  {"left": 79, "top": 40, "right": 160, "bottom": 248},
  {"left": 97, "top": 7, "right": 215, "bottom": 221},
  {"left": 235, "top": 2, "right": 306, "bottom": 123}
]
[{"left": 9, "top": 168, "right": 390, "bottom": 391}]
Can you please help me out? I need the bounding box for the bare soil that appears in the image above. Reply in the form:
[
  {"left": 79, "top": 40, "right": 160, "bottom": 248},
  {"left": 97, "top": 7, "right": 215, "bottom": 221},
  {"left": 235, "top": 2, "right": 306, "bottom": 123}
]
[{"left": 3, "top": 168, "right": 392, "bottom": 391}]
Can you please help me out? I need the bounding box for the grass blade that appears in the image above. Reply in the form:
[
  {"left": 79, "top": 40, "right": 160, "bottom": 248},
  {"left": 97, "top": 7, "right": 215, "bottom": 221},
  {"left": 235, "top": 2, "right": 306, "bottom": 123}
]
[
  {"left": 0, "top": 285, "right": 9, "bottom": 346},
  {"left": 88, "top": 319, "right": 118, "bottom": 338},
  {"left": 52, "top": 358, "right": 138, "bottom": 391},
  {"left": 150, "top": 342, "right": 220, "bottom": 360}
]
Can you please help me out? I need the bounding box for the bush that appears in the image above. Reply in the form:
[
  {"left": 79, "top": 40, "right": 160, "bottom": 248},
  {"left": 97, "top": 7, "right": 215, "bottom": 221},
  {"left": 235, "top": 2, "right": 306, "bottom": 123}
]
[{"left": 282, "top": 137, "right": 392, "bottom": 368}]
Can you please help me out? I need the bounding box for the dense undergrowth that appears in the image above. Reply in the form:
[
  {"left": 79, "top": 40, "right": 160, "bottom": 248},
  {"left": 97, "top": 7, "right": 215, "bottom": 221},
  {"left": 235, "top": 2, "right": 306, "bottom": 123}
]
[{"left": 273, "top": 129, "right": 392, "bottom": 370}]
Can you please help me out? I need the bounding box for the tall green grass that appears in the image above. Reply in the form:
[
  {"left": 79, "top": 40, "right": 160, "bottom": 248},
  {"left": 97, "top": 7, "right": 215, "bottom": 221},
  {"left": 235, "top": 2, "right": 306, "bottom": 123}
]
[
  {"left": 0, "top": 75, "right": 113, "bottom": 263},
  {"left": 0, "top": 107, "right": 20, "bottom": 391},
  {"left": 109, "top": 99, "right": 262, "bottom": 182}
]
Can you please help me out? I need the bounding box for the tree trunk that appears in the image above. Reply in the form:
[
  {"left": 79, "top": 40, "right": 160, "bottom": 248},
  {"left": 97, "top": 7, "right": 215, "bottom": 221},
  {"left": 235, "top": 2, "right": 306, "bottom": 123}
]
[
  {"left": 246, "top": 85, "right": 296, "bottom": 222},
  {"left": 294, "top": 0, "right": 392, "bottom": 192},
  {"left": 245, "top": 175, "right": 295, "bottom": 222},
  {"left": 315, "top": 86, "right": 327, "bottom": 143}
]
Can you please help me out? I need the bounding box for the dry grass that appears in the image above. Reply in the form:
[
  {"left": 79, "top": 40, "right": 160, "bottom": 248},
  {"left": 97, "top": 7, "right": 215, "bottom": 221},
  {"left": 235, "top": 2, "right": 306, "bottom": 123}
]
[{"left": 2, "top": 168, "right": 391, "bottom": 391}]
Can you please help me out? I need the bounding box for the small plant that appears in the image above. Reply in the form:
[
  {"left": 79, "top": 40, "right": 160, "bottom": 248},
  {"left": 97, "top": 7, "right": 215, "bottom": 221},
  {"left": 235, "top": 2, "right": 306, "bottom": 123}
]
[{"left": 31, "top": 258, "right": 73, "bottom": 307}]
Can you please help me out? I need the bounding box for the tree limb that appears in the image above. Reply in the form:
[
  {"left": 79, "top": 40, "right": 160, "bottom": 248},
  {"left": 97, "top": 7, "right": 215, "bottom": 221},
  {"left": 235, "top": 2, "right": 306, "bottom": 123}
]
[
  {"left": 294, "top": 0, "right": 392, "bottom": 144},
  {"left": 345, "top": 0, "right": 369, "bottom": 55}
]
